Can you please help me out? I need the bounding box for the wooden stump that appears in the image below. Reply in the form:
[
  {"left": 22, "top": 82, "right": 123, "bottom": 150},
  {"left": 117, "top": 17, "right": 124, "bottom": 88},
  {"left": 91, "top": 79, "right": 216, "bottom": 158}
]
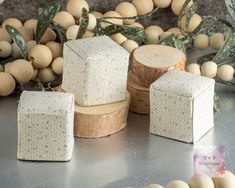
[
  {"left": 127, "top": 71, "right": 150, "bottom": 115},
  {"left": 74, "top": 92, "right": 131, "bottom": 138},
  {"left": 131, "top": 45, "right": 186, "bottom": 87}
]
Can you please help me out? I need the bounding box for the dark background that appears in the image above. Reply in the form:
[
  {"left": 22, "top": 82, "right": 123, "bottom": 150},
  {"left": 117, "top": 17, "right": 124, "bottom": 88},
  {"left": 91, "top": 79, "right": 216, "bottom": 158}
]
[{"left": 0, "top": 0, "right": 232, "bottom": 29}]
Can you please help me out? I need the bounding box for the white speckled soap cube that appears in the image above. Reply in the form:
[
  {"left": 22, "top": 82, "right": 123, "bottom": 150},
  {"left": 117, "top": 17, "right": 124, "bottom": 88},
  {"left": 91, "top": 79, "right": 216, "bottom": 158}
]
[
  {"left": 150, "top": 70, "right": 215, "bottom": 143},
  {"left": 62, "top": 36, "right": 130, "bottom": 106},
  {"left": 17, "top": 91, "right": 74, "bottom": 161}
]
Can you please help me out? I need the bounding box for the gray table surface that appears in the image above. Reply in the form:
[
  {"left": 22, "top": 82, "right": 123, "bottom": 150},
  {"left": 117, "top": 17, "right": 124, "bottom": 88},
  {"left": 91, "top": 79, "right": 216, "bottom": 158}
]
[{"left": 0, "top": 51, "right": 235, "bottom": 188}]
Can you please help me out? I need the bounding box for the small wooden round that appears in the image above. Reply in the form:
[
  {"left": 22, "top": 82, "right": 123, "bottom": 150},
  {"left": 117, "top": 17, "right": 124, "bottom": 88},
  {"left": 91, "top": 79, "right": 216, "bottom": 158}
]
[
  {"left": 74, "top": 92, "right": 131, "bottom": 138},
  {"left": 127, "top": 71, "right": 150, "bottom": 115},
  {"left": 131, "top": 45, "right": 186, "bottom": 87}
]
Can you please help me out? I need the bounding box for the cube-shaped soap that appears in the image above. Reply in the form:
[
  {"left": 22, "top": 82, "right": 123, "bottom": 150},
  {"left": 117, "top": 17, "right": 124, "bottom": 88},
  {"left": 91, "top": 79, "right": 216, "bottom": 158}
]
[
  {"left": 17, "top": 91, "right": 74, "bottom": 161},
  {"left": 62, "top": 36, "right": 130, "bottom": 106},
  {"left": 150, "top": 70, "right": 215, "bottom": 143}
]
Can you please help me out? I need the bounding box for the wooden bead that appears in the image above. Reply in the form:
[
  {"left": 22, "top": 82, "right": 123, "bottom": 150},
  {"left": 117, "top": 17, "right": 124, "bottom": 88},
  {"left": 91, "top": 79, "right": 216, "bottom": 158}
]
[
  {"left": 217, "top": 64, "right": 234, "bottom": 81},
  {"left": 38, "top": 67, "right": 55, "bottom": 83},
  {"left": 153, "top": 0, "right": 172, "bottom": 8},
  {"left": 122, "top": 40, "right": 139, "bottom": 53},
  {"left": 66, "top": 0, "right": 89, "bottom": 19},
  {"left": 24, "top": 19, "right": 37, "bottom": 30},
  {"left": 102, "top": 11, "right": 123, "bottom": 27},
  {"left": 160, "top": 32, "right": 173, "bottom": 40},
  {"left": 171, "top": 0, "right": 193, "bottom": 16},
  {"left": 210, "top": 33, "right": 224, "bottom": 50},
  {"left": 2, "top": 18, "right": 22, "bottom": 29},
  {"left": 167, "top": 27, "right": 181, "bottom": 36},
  {"left": 115, "top": 2, "right": 137, "bottom": 25},
  {"left": 91, "top": 11, "right": 103, "bottom": 18},
  {"left": 132, "top": 0, "right": 154, "bottom": 15},
  {"left": 201, "top": 61, "right": 218, "bottom": 78},
  {"left": 127, "top": 71, "right": 149, "bottom": 114},
  {"left": 131, "top": 45, "right": 186, "bottom": 87},
  {"left": 74, "top": 92, "right": 130, "bottom": 138},
  {"left": 180, "top": 14, "right": 202, "bottom": 33},
  {"left": 53, "top": 11, "right": 75, "bottom": 29},
  {"left": 186, "top": 63, "right": 201, "bottom": 76},
  {"left": 189, "top": 176, "right": 214, "bottom": 188},
  {"left": 167, "top": 181, "right": 189, "bottom": 188},
  {"left": 110, "top": 33, "right": 127, "bottom": 45},
  {"left": 145, "top": 25, "right": 163, "bottom": 44},
  {"left": 18, "top": 26, "right": 34, "bottom": 42},
  {"left": 0, "top": 28, "right": 12, "bottom": 43},
  {"left": 194, "top": 34, "right": 209, "bottom": 50},
  {"left": 0, "top": 41, "right": 12, "bottom": 57},
  {"left": 130, "top": 22, "right": 144, "bottom": 28},
  {"left": 0, "top": 72, "right": 16, "bottom": 96}
]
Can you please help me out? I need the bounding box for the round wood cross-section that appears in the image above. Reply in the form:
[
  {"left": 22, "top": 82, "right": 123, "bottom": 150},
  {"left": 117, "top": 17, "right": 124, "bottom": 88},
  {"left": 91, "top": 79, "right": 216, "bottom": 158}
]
[
  {"left": 74, "top": 92, "right": 131, "bottom": 138},
  {"left": 131, "top": 45, "right": 186, "bottom": 87},
  {"left": 127, "top": 71, "right": 150, "bottom": 115}
]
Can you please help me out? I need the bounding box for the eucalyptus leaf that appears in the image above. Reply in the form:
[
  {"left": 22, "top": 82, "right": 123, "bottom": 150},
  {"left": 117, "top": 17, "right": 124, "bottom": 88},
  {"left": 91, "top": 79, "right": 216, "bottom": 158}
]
[
  {"left": 225, "top": 0, "right": 235, "bottom": 21},
  {"left": 5, "top": 25, "right": 28, "bottom": 60},
  {"left": 50, "top": 21, "right": 68, "bottom": 44},
  {"left": 212, "top": 28, "right": 233, "bottom": 63},
  {"left": 120, "top": 26, "right": 144, "bottom": 45},
  {"left": 197, "top": 52, "right": 217, "bottom": 65},
  {"left": 76, "top": 8, "right": 89, "bottom": 39},
  {"left": 173, "top": 37, "right": 186, "bottom": 54},
  {"left": 96, "top": 23, "right": 144, "bottom": 45},
  {"left": 214, "top": 92, "right": 220, "bottom": 112},
  {"left": 96, "top": 23, "right": 121, "bottom": 36},
  {"left": 35, "top": 2, "right": 60, "bottom": 44},
  {"left": 178, "top": 0, "right": 192, "bottom": 34},
  {"left": 157, "top": 34, "right": 175, "bottom": 46},
  {"left": 191, "top": 16, "right": 218, "bottom": 37},
  {"left": 186, "top": 3, "right": 198, "bottom": 32}
]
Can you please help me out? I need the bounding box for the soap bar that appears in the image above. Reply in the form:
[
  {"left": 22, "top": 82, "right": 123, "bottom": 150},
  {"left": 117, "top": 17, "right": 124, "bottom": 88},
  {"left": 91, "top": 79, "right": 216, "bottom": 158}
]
[
  {"left": 62, "top": 36, "right": 129, "bottom": 106},
  {"left": 17, "top": 91, "right": 74, "bottom": 161},
  {"left": 132, "top": 45, "right": 186, "bottom": 87},
  {"left": 150, "top": 70, "right": 215, "bottom": 143}
]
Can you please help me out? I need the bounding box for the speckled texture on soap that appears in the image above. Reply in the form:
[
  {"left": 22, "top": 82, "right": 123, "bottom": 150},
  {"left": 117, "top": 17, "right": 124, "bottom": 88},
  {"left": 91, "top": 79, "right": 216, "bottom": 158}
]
[
  {"left": 17, "top": 91, "right": 74, "bottom": 161},
  {"left": 0, "top": 0, "right": 231, "bottom": 29},
  {"left": 62, "top": 36, "right": 129, "bottom": 106},
  {"left": 150, "top": 70, "right": 215, "bottom": 143}
]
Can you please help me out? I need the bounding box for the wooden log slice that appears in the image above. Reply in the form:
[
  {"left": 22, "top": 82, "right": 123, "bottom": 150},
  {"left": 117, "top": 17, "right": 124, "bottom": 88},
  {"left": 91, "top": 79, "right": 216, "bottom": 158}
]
[
  {"left": 131, "top": 45, "right": 186, "bottom": 87},
  {"left": 74, "top": 92, "right": 131, "bottom": 138},
  {"left": 127, "top": 71, "right": 150, "bottom": 115}
]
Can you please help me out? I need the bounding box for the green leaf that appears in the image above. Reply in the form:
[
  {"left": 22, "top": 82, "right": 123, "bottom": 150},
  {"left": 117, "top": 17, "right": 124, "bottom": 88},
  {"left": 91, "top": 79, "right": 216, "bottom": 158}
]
[
  {"left": 178, "top": 0, "right": 192, "bottom": 34},
  {"left": 191, "top": 16, "right": 218, "bottom": 36},
  {"left": 96, "top": 24, "right": 122, "bottom": 36},
  {"left": 197, "top": 52, "right": 217, "bottom": 65},
  {"left": 186, "top": 3, "right": 198, "bottom": 32},
  {"left": 173, "top": 37, "right": 186, "bottom": 54},
  {"left": 50, "top": 21, "right": 68, "bottom": 44},
  {"left": 120, "top": 26, "right": 144, "bottom": 45},
  {"left": 214, "top": 92, "right": 220, "bottom": 112},
  {"left": 5, "top": 25, "right": 28, "bottom": 60},
  {"left": 96, "top": 23, "right": 145, "bottom": 45},
  {"left": 157, "top": 34, "right": 175, "bottom": 46},
  {"left": 35, "top": 1, "right": 60, "bottom": 44},
  {"left": 225, "top": 0, "right": 235, "bottom": 21},
  {"left": 212, "top": 28, "right": 233, "bottom": 63},
  {"left": 76, "top": 8, "right": 89, "bottom": 39}
]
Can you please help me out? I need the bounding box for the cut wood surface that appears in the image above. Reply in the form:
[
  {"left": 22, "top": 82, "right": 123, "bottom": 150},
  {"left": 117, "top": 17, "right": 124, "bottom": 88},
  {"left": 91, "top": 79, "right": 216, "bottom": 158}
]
[
  {"left": 74, "top": 92, "right": 131, "bottom": 138},
  {"left": 127, "top": 71, "right": 150, "bottom": 115},
  {"left": 131, "top": 45, "right": 186, "bottom": 87}
]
